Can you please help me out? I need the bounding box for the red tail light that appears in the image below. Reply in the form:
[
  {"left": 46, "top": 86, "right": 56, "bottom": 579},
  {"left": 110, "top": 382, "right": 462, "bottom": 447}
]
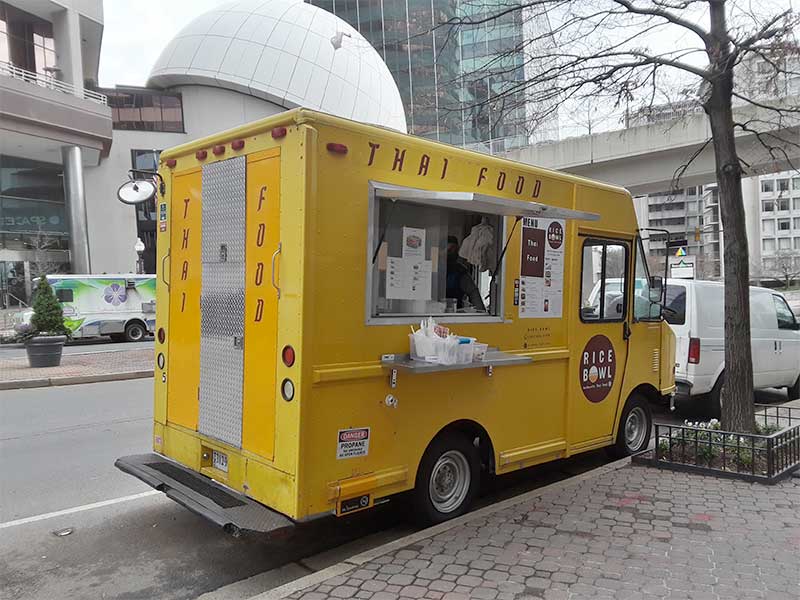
[
  {"left": 282, "top": 345, "right": 295, "bottom": 367},
  {"left": 688, "top": 337, "right": 701, "bottom": 364}
]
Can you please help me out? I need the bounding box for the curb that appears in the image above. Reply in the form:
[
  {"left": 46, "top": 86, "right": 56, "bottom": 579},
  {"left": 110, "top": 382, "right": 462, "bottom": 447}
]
[
  {"left": 250, "top": 455, "right": 633, "bottom": 600},
  {"left": 0, "top": 370, "right": 153, "bottom": 390}
]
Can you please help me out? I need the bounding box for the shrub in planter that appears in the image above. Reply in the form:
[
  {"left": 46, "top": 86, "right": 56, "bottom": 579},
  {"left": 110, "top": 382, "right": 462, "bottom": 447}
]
[{"left": 24, "top": 278, "right": 70, "bottom": 368}]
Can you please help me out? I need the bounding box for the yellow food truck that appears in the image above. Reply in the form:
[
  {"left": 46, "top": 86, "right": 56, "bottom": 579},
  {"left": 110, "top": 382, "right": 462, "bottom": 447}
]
[{"left": 116, "top": 109, "right": 675, "bottom": 534}]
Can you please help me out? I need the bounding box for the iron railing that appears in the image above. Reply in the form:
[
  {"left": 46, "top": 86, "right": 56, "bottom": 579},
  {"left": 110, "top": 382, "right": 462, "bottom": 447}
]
[
  {"left": 636, "top": 404, "right": 800, "bottom": 484},
  {"left": 0, "top": 61, "right": 107, "bottom": 106}
]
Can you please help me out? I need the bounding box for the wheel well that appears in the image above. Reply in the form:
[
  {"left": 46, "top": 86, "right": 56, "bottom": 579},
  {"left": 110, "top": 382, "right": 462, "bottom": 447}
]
[
  {"left": 629, "top": 383, "right": 660, "bottom": 405},
  {"left": 125, "top": 318, "right": 147, "bottom": 331},
  {"left": 431, "top": 420, "right": 496, "bottom": 475}
]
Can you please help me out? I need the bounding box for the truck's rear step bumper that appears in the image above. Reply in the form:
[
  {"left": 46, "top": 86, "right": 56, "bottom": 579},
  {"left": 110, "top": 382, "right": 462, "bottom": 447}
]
[{"left": 115, "top": 453, "right": 294, "bottom": 535}]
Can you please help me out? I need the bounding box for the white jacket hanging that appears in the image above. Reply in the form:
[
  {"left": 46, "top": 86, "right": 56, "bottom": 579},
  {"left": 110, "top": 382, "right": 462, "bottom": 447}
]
[{"left": 459, "top": 222, "right": 496, "bottom": 272}]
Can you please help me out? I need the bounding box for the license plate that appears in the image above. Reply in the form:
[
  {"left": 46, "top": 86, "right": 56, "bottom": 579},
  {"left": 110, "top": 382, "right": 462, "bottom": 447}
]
[{"left": 212, "top": 450, "right": 228, "bottom": 473}]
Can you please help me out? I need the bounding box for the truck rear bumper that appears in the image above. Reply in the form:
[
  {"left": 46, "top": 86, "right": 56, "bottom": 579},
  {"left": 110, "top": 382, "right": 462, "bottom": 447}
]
[{"left": 115, "top": 453, "right": 294, "bottom": 536}]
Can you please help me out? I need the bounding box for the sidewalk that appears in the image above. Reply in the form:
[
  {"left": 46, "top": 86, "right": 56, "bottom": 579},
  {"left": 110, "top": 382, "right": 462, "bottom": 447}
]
[
  {"left": 0, "top": 348, "right": 153, "bottom": 389},
  {"left": 266, "top": 461, "right": 800, "bottom": 600}
]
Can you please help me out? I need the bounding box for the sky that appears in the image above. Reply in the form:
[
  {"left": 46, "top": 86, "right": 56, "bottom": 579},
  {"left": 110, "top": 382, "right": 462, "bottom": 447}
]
[{"left": 98, "top": 0, "right": 228, "bottom": 87}]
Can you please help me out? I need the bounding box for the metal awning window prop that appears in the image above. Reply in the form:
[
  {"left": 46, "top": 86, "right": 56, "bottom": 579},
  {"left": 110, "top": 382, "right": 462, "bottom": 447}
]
[{"left": 370, "top": 182, "right": 600, "bottom": 222}]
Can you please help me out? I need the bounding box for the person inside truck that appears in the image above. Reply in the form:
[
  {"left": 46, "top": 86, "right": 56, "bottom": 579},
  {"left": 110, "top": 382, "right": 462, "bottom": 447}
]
[{"left": 446, "top": 236, "right": 486, "bottom": 311}]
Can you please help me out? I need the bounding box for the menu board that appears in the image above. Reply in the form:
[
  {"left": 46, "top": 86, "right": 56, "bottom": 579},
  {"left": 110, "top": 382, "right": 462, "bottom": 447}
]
[
  {"left": 386, "top": 226, "right": 432, "bottom": 301},
  {"left": 519, "top": 218, "right": 565, "bottom": 318}
]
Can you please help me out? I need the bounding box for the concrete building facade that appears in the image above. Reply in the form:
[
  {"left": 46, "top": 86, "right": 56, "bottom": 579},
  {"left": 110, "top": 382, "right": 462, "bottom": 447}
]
[{"left": 0, "top": 0, "right": 111, "bottom": 306}]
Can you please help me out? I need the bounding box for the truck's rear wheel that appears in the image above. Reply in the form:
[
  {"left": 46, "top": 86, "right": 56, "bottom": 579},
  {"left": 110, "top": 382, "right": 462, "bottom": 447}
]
[
  {"left": 607, "top": 392, "right": 652, "bottom": 458},
  {"left": 788, "top": 375, "right": 800, "bottom": 401},
  {"left": 124, "top": 321, "right": 146, "bottom": 342},
  {"left": 413, "top": 432, "right": 479, "bottom": 525}
]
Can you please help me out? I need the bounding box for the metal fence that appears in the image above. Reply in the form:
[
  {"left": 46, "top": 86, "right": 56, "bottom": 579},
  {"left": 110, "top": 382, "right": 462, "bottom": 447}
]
[{"left": 639, "top": 404, "right": 800, "bottom": 484}]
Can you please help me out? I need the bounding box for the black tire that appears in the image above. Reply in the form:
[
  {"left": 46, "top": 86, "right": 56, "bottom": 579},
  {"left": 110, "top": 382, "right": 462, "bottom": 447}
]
[
  {"left": 606, "top": 392, "right": 652, "bottom": 459},
  {"left": 788, "top": 375, "right": 800, "bottom": 401},
  {"left": 124, "top": 321, "right": 146, "bottom": 342},
  {"left": 413, "top": 431, "right": 480, "bottom": 525}
]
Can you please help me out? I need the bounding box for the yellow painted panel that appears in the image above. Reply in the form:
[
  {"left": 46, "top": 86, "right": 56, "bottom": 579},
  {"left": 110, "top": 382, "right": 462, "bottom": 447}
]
[
  {"left": 167, "top": 168, "right": 202, "bottom": 430},
  {"left": 242, "top": 149, "right": 282, "bottom": 461}
]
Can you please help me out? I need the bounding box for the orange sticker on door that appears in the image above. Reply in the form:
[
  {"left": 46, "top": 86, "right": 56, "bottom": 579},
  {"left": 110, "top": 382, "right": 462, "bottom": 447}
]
[{"left": 580, "top": 335, "right": 616, "bottom": 403}]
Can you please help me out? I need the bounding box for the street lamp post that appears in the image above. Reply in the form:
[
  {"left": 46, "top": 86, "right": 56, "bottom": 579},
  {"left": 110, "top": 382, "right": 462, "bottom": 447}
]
[{"left": 134, "top": 238, "right": 145, "bottom": 274}]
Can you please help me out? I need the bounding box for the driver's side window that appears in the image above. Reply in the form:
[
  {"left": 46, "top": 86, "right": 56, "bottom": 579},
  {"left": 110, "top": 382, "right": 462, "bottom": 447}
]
[{"left": 633, "top": 239, "right": 660, "bottom": 321}]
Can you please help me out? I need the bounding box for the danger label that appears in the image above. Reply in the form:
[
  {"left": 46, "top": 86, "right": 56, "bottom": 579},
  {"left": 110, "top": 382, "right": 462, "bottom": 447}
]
[{"left": 337, "top": 427, "right": 370, "bottom": 459}]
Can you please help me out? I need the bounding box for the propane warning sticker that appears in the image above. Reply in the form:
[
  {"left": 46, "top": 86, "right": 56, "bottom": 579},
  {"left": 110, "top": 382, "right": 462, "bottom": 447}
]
[{"left": 337, "top": 427, "right": 370, "bottom": 459}]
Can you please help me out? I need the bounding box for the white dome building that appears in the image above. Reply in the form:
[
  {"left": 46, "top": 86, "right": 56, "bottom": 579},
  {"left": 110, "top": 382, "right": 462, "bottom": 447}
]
[
  {"left": 84, "top": 0, "right": 408, "bottom": 275},
  {"left": 149, "top": 0, "right": 407, "bottom": 132}
]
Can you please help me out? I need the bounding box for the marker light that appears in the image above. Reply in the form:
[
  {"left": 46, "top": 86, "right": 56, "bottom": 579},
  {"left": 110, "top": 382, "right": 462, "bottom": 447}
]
[
  {"left": 281, "top": 378, "right": 295, "bottom": 401},
  {"left": 165, "top": 159, "right": 177, "bottom": 168},
  {"left": 157, "top": 328, "right": 166, "bottom": 344},
  {"left": 231, "top": 139, "right": 245, "bottom": 151},
  {"left": 271, "top": 127, "right": 287, "bottom": 139},
  {"left": 157, "top": 353, "right": 165, "bottom": 369},
  {"left": 212, "top": 144, "right": 225, "bottom": 156},
  {"left": 282, "top": 345, "right": 295, "bottom": 367},
  {"left": 326, "top": 142, "right": 348, "bottom": 155},
  {"left": 196, "top": 149, "right": 208, "bottom": 160}
]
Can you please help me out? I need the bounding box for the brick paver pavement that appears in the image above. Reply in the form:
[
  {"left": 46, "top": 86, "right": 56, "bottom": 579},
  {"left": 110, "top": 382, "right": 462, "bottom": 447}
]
[
  {"left": 0, "top": 348, "right": 153, "bottom": 388},
  {"left": 284, "top": 464, "right": 800, "bottom": 600}
]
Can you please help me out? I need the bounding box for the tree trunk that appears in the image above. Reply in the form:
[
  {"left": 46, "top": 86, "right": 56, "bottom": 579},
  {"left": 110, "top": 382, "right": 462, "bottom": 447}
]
[{"left": 704, "top": 1, "right": 755, "bottom": 433}]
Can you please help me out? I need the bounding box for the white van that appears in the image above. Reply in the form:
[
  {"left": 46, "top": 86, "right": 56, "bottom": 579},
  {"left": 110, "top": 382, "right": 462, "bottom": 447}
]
[{"left": 664, "top": 279, "right": 800, "bottom": 415}]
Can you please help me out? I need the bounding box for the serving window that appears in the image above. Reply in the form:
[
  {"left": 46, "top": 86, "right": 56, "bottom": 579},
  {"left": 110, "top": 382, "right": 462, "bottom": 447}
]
[
  {"left": 368, "top": 194, "right": 505, "bottom": 323},
  {"left": 366, "top": 182, "right": 601, "bottom": 325}
]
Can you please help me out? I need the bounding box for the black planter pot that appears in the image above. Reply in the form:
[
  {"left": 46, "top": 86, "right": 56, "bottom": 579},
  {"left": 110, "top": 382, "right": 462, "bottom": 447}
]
[{"left": 26, "top": 335, "right": 67, "bottom": 368}]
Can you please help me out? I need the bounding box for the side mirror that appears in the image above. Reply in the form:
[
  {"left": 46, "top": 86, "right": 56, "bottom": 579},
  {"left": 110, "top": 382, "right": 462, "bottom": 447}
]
[{"left": 649, "top": 276, "right": 663, "bottom": 303}]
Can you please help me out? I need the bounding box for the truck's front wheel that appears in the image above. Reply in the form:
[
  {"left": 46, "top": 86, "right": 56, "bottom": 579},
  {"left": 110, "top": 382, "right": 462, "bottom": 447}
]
[
  {"left": 413, "top": 432, "right": 480, "bottom": 525},
  {"left": 607, "top": 392, "right": 652, "bottom": 458}
]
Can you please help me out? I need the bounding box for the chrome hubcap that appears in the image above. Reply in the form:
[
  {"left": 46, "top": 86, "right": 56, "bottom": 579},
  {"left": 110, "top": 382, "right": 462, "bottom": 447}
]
[
  {"left": 625, "top": 407, "right": 648, "bottom": 451},
  {"left": 429, "top": 450, "right": 470, "bottom": 513}
]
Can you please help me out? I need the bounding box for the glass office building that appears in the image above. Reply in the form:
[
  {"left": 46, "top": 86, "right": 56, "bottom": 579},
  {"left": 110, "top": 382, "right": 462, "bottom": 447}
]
[{"left": 308, "top": 0, "right": 551, "bottom": 151}]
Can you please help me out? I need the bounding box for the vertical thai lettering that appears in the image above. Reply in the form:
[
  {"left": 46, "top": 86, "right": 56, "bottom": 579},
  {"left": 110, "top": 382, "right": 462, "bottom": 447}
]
[
  {"left": 181, "top": 261, "right": 189, "bottom": 281},
  {"left": 392, "top": 148, "right": 406, "bottom": 171},
  {"left": 440, "top": 158, "right": 449, "bottom": 179},
  {"left": 181, "top": 228, "right": 189, "bottom": 249},
  {"left": 255, "top": 262, "right": 264, "bottom": 286},
  {"left": 418, "top": 154, "right": 430, "bottom": 176},
  {"left": 515, "top": 176, "right": 525, "bottom": 195},
  {"left": 183, "top": 197, "right": 190, "bottom": 218},
  {"left": 477, "top": 167, "right": 488, "bottom": 186},
  {"left": 180, "top": 291, "right": 186, "bottom": 312},
  {"left": 256, "top": 223, "right": 266, "bottom": 247},
  {"left": 367, "top": 142, "right": 380, "bottom": 166},
  {"left": 532, "top": 179, "right": 542, "bottom": 198},
  {"left": 255, "top": 298, "right": 264, "bottom": 322}
]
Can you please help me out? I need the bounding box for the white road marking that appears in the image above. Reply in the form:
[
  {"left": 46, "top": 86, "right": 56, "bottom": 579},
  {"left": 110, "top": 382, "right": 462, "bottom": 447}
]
[{"left": 0, "top": 490, "right": 160, "bottom": 529}]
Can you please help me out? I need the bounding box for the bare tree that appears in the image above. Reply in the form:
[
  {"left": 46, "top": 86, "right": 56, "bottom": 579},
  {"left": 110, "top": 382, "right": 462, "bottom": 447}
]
[
  {"left": 28, "top": 228, "right": 67, "bottom": 282},
  {"left": 442, "top": 0, "right": 800, "bottom": 432},
  {"left": 762, "top": 249, "right": 800, "bottom": 289}
]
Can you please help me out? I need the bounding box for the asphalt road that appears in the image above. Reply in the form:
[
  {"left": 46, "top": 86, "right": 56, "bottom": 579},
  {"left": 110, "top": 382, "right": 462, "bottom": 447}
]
[
  {"left": 1, "top": 379, "right": 767, "bottom": 600},
  {"left": 0, "top": 339, "right": 154, "bottom": 360}
]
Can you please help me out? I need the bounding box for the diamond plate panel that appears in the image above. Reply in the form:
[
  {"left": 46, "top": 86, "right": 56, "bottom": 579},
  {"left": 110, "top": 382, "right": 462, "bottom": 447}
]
[{"left": 199, "top": 157, "right": 246, "bottom": 448}]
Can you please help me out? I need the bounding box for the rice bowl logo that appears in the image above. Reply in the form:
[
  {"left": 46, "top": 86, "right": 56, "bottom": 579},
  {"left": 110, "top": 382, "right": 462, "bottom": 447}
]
[
  {"left": 580, "top": 335, "right": 616, "bottom": 403},
  {"left": 547, "top": 221, "right": 564, "bottom": 249}
]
